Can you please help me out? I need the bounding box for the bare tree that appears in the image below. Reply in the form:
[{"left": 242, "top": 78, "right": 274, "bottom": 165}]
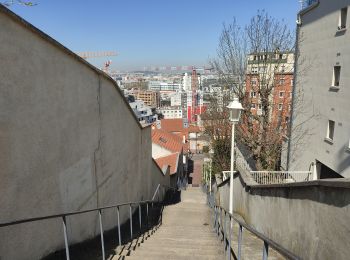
[{"left": 209, "top": 10, "right": 298, "bottom": 170}]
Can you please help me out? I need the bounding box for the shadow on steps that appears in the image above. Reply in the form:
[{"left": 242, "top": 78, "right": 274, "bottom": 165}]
[{"left": 42, "top": 190, "right": 180, "bottom": 260}]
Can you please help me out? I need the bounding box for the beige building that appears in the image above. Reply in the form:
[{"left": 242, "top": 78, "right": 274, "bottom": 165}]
[{"left": 129, "top": 89, "right": 160, "bottom": 108}]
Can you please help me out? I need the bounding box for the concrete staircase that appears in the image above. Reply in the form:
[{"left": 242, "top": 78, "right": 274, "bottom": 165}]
[{"left": 111, "top": 186, "right": 224, "bottom": 260}]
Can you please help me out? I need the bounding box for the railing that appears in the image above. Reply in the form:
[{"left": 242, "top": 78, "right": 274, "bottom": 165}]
[
  {"left": 0, "top": 184, "right": 175, "bottom": 260},
  {"left": 206, "top": 192, "right": 300, "bottom": 260},
  {"left": 250, "top": 171, "right": 312, "bottom": 184}
]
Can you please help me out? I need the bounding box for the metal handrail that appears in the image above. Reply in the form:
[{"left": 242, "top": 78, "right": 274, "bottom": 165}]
[
  {"left": 0, "top": 200, "right": 151, "bottom": 228},
  {"left": 206, "top": 192, "right": 300, "bottom": 260},
  {"left": 0, "top": 184, "right": 176, "bottom": 260}
]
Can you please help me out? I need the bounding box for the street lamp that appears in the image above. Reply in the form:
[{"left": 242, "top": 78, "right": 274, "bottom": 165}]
[{"left": 227, "top": 97, "right": 243, "bottom": 216}]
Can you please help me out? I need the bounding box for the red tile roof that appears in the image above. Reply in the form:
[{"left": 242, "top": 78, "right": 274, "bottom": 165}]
[
  {"left": 158, "top": 119, "right": 201, "bottom": 134},
  {"left": 152, "top": 128, "right": 188, "bottom": 153},
  {"left": 155, "top": 153, "right": 179, "bottom": 175}
]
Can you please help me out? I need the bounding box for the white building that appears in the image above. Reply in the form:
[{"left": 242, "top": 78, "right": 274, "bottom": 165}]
[
  {"left": 170, "top": 92, "right": 182, "bottom": 106},
  {"left": 288, "top": 0, "right": 350, "bottom": 178},
  {"left": 129, "top": 99, "right": 157, "bottom": 124},
  {"left": 157, "top": 107, "right": 183, "bottom": 119},
  {"left": 148, "top": 81, "right": 182, "bottom": 92}
]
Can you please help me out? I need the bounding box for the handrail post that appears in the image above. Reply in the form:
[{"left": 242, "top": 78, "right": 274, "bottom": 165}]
[
  {"left": 139, "top": 204, "right": 142, "bottom": 232},
  {"left": 98, "top": 210, "right": 105, "bottom": 260},
  {"left": 62, "top": 216, "right": 70, "bottom": 260},
  {"left": 117, "top": 206, "right": 121, "bottom": 247},
  {"left": 223, "top": 211, "right": 226, "bottom": 254},
  {"left": 129, "top": 204, "right": 133, "bottom": 239},
  {"left": 146, "top": 202, "right": 149, "bottom": 229},
  {"left": 228, "top": 215, "right": 231, "bottom": 260},
  {"left": 238, "top": 224, "right": 243, "bottom": 260},
  {"left": 263, "top": 241, "right": 269, "bottom": 260}
]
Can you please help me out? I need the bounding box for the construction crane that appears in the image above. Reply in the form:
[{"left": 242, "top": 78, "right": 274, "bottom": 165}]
[
  {"left": 76, "top": 51, "right": 118, "bottom": 73},
  {"left": 76, "top": 51, "right": 118, "bottom": 59}
]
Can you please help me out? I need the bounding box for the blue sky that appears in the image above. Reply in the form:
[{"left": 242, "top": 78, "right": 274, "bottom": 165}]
[{"left": 8, "top": 0, "right": 300, "bottom": 71}]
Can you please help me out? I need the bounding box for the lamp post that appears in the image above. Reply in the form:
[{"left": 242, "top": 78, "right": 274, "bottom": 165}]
[{"left": 227, "top": 97, "right": 243, "bottom": 216}]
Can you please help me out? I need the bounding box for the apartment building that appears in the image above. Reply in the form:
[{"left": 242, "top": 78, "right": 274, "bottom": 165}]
[
  {"left": 157, "top": 107, "right": 183, "bottom": 119},
  {"left": 288, "top": 0, "right": 350, "bottom": 178},
  {"left": 128, "top": 89, "right": 160, "bottom": 108},
  {"left": 245, "top": 52, "right": 294, "bottom": 128}
]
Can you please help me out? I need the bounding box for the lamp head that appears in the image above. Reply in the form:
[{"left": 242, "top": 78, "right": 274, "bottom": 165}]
[{"left": 227, "top": 97, "right": 243, "bottom": 123}]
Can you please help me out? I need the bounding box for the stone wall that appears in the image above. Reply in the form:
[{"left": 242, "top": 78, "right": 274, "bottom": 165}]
[{"left": 0, "top": 6, "right": 169, "bottom": 260}]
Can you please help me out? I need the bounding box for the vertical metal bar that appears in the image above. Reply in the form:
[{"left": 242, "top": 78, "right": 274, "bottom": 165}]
[
  {"left": 62, "top": 216, "right": 70, "bottom": 260},
  {"left": 223, "top": 211, "right": 226, "bottom": 254},
  {"left": 139, "top": 204, "right": 142, "bottom": 231},
  {"left": 238, "top": 224, "right": 243, "bottom": 260},
  {"left": 228, "top": 215, "right": 232, "bottom": 260},
  {"left": 117, "top": 206, "right": 121, "bottom": 247},
  {"left": 146, "top": 202, "right": 149, "bottom": 229},
  {"left": 263, "top": 241, "right": 269, "bottom": 260},
  {"left": 129, "top": 204, "right": 133, "bottom": 239},
  {"left": 98, "top": 210, "right": 105, "bottom": 260}
]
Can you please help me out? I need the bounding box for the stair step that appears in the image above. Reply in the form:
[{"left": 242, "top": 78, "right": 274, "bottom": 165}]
[
  {"left": 128, "top": 250, "right": 223, "bottom": 259},
  {"left": 128, "top": 246, "right": 223, "bottom": 255}
]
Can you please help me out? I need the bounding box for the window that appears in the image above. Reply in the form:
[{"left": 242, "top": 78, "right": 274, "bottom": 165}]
[
  {"left": 251, "top": 103, "right": 256, "bottom": 109},
  {"left": 251, "top": 79, "right": 257, "bottom": 85},
  {"left": 251, "top": 67, "right": 258, "bottom": 73},
  {"left": 279, "top": 91, "right": 285, "bottom": 98},
  {"left": 291, "top": 79, "right": 294, "bottom": 86},
  {"left": 279, "top": 77, "right": 285, "bottom": 85},
  {"left": 339, "top": 7, "right": 348, "bottom": 30},
  {"left": 258, "top": 104, "right": 262, "bottom": 110},
  {"left": 326, "top": 120, "right": 335, "bottom": 140},
  {"left": 332, "top": 66, "right": 341, "bottom": 87},
  {"left": 250, "top": 91, "right": 257, "bottom": 98},
  {"left": 278, "top": 104, "right": 283, "bottom": 110}
]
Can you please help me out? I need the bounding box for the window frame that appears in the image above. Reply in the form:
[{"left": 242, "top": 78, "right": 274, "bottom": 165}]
[{"left": 326, "top": 120, "right": 335, "bottom": 142}]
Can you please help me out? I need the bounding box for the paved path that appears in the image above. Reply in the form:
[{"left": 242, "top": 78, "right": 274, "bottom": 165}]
[
  {"left": 120, "top": 187, "right": 224, "bottom": 260},
  {"left": 190, "top": 154, "right": 205, "bottom": 187}
]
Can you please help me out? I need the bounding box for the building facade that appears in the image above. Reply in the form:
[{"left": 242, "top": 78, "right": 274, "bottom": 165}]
[
  {"left": 157, "top": 107, "right": 183, "bottom": 119},
  {"left": 288, "top": 0, "right": 350, "bottom": 178},
  {"left": 128, "top": 89, "right": 160, "bottom": 108},
  {"left": 245, "top": 52, "right": 294, "bottom": 128}
]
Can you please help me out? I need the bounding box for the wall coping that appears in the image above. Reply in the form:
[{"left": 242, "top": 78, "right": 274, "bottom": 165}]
[{"left": 218, "top": 166, "right": 350, "bottom": 189}]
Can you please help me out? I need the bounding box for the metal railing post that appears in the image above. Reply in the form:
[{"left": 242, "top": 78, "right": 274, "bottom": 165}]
[
  {"left": 139, "top": 204, "right": 142, "bottom": 232},
  {"left": 223, "top": 211, "right": 226, "bottom": 254},
  {"left": 62, "top": 216, "right": 70, "bottom": 260},
  {"left": 238, "top": 224, "right": 243, "bottom": 260},
  {"left": 117, "top": 206, "right": 121, "bottom": 247},
  {"left": 228, "top": 215, "right": 232, "bottom": 260},
  {"left": 146, "top": 202, "right": 149, "bottom": 229},
  {"left": 263, "top": 241, "right": 269, "bottom": 260},
  {"left": 129, "top": 204, "right": 133, "bottom": 239},
  {"left": 98, "top": 210, "right": 105, "bottom": 260}
]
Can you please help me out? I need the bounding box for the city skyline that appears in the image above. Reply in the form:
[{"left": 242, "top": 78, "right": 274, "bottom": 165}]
[{"left": 8, "top": 0, "right": 299, "bottom": 71}]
